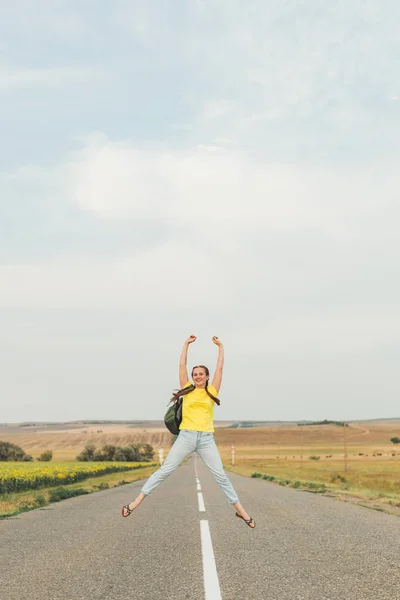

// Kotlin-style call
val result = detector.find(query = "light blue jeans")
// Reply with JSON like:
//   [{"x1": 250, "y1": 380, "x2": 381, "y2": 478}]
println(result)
[{"x1": 141, "y1": 429, "x2": 240, "y2": 504}]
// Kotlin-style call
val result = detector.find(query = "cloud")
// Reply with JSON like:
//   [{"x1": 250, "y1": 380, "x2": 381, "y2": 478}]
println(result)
[
  {"x1": 0, "y1": 66, "x2": 98, "y2": 91},
  {"x1": 1, "y1": 1, "x2": 400, "y2": 420},
  {"x1": 2, "y1": 133, "x2": 400, "y2": 357},
  {"x1": 60, "y1": 134, "x2": 400, "y2": 240},
  {"x1": 2, "y1": 1, "x2": 400, "y2": 162},
  {"x1": 0, "y1": 238, "x2": 229, "y2": 313},
  {"x1": 236, "y1": 311, "x2": 400, "y2": 357}
]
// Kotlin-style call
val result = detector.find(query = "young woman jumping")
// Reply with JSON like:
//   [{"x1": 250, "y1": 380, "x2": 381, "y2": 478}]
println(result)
[{"x1": 121, "y1": 335, "x2": 255, "y2": 528}]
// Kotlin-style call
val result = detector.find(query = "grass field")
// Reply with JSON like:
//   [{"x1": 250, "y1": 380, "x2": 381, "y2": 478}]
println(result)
[
  {"x1": 1, "y1": 420, "x2": 399, "y2": 516},
  {"x1": 215, "y1": 422, "x2": 400, "y2": 514}
]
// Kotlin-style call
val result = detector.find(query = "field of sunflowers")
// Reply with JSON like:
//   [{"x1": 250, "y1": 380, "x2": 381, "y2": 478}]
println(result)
[{"x1": 0, "y1": 462, "x2": 153, "y2": 494}]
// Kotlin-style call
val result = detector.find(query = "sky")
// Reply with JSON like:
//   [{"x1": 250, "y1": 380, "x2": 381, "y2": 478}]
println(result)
[{"x1": 1, "y1": 0, "x2": 400, "y2": 423}]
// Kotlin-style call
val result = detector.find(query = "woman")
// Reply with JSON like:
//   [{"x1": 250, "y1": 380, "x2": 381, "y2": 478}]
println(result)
[{"x1": 121, "y1": 335, "x2": 255, "y2": 528}]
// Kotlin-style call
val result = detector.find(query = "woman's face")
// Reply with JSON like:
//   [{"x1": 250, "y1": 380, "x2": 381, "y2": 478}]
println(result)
[{"x1": 192, "y1": 367, "x2": 209, "y2": 388}]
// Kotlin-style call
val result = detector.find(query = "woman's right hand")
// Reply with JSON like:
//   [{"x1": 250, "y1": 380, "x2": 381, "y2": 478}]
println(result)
[{"x1": 186, "y1": 335, "x2": 197, "y2": 345}]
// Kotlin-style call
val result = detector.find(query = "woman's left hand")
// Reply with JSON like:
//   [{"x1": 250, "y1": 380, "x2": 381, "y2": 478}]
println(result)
[{"x1": 212, "y1": 336, "x2": 223, "y2": 347}]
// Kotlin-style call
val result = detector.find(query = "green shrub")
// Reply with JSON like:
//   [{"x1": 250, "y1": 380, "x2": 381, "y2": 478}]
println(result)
[
  {"x1": 114, "y1": 447, "x2": 133, "y2": 461},
  {"x1": 76, "y1": 442, "x2": 154, "y2": 462},
  {"x1": 76, "y1": 444, "x2": 96, "y2": 461},
  {"x1": 99, "y1": 444, "x2": 117, "y2": 461},
  {"x1": 38, "y1": 450, "x2": 53, "y2": 462},
  {"x1": 95, "y1": 482, "x2": 109, "y2": 490},
  {"x1": 331, "y1": 474, "x2": 347, "y2": 484},
  {"x1": 390, "y1": 437, "x2": 400, "y2": 444},
  {"x1": 48, "y1": 487, "x2": 89, "y2": 503},
  {"x1": 292, "y1": 480, "x2": 301, "y2": 488},
  {"x1": 309, "y1": 455, "x2": 320, "y2": 460},
  {"x1": 17, "y1": 495, "x2": 47, "y2": 512},
  {"x1": 251, "y1": 472, "x2": 262, "y2": 478},
  {"x1": 0, "y1": 441, "x2": 33, "y2": 462},
  {"x1": 138, "y1": 443, "x2": 155, "y2": 461},
  {"x1": 306, "y1": 481, "x2": 326, "y2": 490}
]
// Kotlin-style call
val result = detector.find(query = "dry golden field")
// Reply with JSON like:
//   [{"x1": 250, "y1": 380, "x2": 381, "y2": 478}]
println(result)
[
  {"x1": 1, "y1": 421, "x2": 399, "y2": 458},
  {"x1": 216, "y1": 422, "x2": 400, "y2": 513},
  {"x1": 0, "y1": 424, "x2": 172, "y2": 461},
  {"x1": 1, "y1": 420, "x2": 400, "y2": 515}
]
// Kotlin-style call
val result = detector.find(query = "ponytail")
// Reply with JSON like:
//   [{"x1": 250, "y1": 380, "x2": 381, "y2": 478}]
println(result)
[
  {"x1": 170, "y1": 384, "x2": 195, "y2": 403},
  {"x1": 170, "y1": 381, "x2": 221, "y2": 406},
  {"x1": 205, "y1": 381, "x2": 221, "y2": 406}
]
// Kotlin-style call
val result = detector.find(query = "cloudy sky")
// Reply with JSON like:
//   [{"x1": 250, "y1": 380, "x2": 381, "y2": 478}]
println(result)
[{"x1": 1, "y1": 0, "x2": 399, "y2": 423}]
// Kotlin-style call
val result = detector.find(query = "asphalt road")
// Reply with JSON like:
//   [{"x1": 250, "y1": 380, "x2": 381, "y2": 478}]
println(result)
[{"x1": 1, "y1": 456, "x2": 399, "y2": 600}]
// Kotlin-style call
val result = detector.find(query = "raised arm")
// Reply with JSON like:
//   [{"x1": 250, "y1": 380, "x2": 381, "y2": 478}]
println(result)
[
  {"x1": 211, "y1": 336, "x2": 224, "y2": 393},
  {"x1": 179, "y1": 335, "x2": 196, "y2": 388}
]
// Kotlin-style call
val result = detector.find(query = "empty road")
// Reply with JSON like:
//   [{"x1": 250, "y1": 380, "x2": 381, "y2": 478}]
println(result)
[{"x1": 1, "y1": 456, "x2": 399, "y2": 600}]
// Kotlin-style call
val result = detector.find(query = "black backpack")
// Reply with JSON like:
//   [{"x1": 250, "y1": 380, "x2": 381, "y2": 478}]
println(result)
[
  {"x1": 164, "y1": 397, "x2": 183, "y2": 435},
  {"x1": 164, "y1": 385, "x2": 193, "y2": 435}
]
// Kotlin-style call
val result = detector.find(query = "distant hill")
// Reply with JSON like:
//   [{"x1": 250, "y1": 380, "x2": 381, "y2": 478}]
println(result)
[
  {"x1": 0, "y1": 417, "x2": 399, "y2": 432},
  {"x1": 297, "y1": 420, "x2": 348, "y2": 427}
]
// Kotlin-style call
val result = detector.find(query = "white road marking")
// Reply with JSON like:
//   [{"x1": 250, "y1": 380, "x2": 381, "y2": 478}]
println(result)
[
  {"x1": 198, "y1": 491, "x2": 206, "y2": 512},
  {"x1": 200, "y1": 520, "x2": 222, "y2": 600},
  {"x1": 197, "y1": 483, "x2": 202, "y2": 491}
]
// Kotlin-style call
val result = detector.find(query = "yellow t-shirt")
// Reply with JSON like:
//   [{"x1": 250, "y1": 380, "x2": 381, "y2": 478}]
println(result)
[{"x1": 179, "y1": 381, "x2": 219, "y2": 433}]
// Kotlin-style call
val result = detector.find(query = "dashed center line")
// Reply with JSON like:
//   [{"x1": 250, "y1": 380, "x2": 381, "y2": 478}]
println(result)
[
  {"x1": 198, "y1": 491, "x2": 206, "y2": 512},
  {"x1": 200, "y1": 520, "x2": 222, "y2": 600},
  {"x1": 196, "y1": 466, "x2": 222, "y2": 599}
]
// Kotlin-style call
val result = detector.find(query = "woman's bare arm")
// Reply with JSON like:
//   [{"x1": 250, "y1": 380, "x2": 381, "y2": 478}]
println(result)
[
  {"x1": 211, "y1": 336, "x2": 224, "y2": 393},
  {"x1": 179, "y1": 335, "x2": 196, "y2": 388}
]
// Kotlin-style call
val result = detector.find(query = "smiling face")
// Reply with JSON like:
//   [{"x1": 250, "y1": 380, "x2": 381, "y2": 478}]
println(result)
[{"x1": 191, "y1": 366, "x2": 210, "y2": 389}]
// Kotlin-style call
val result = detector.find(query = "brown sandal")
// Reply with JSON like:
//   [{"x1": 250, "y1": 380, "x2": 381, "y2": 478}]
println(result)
[
  {"x1": 235, "y1": 512, "x2": 256, "y2": 528},
  {"x1": 121, "y1": 504, "x2": 133, "y2": 517}
]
